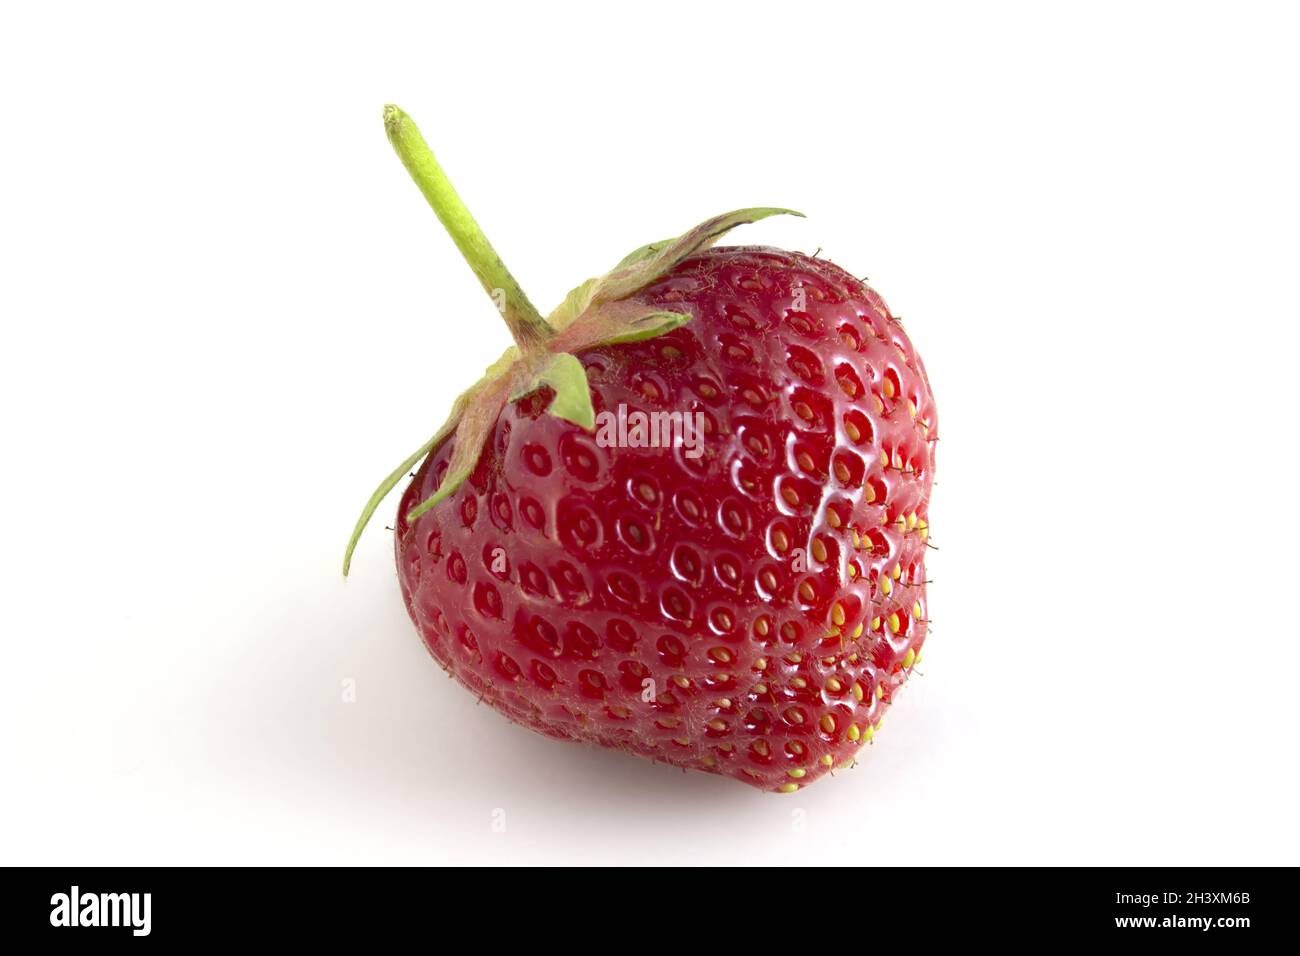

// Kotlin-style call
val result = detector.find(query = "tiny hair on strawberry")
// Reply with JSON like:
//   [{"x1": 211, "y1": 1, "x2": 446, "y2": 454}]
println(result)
[{"x1": 346, "y1": 105, "x2": 938, "y2": 792}]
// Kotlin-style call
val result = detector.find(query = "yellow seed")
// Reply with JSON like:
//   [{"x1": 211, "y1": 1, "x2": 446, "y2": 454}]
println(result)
[
  {"x1": 883, "y1": 377, "x2": 895, "y2": 398},
  {"x1": 864, "y1": 724, "x2": 876, "y2": 742},
  {"x1": 851, "y1": 529, "x2": 861, "y2": 548},
  {"x1": 831, "y1": 603, "x2": 846, "y2": 626},
  {"x1": 782, "y1": 487, "x2": 800, "y2": 507},
  {"x1": 875, "y1": 395, "x2": 885, "y2": 413},
  {"x1": 820, "y1": 714, "x2": 836, "y2": 733},
  {"x1": 799, "y1": 581, "x2": 816, "y2": 602},
  {"x1": 876, "y1": 684, "x2": 884, "y2": 700},
  {"x1": 845, "y1": 420, "x2": 862, "y2": 442},
  {"x1": 673, "y1": 675, "x2": 690, "y2": 688},
  {"x1": 707, "y1": 719, "x2": 727, "y2": 732},
  {"x1": 811, "y1": 538, "x2": 828, "y2": 563},
  {"x1": 820, "y1": 754, "x2": 834, "y2": 767},
  {"x1": 871, "y1": 616, "x2": 882, "y2": 631},
  {"x1": 827, "y1": 509, "x2": 842, "y2": 529},
  {"x1": 892, "y1": 565, "x2": 902, "y2": 580},
  {"x1": 795, "y1": 402, "x2": 814, "y2": 421},
  {"x1": 901, "y1": 647, "x2": 916, "y2": 669},
  {"x1": 773, "y1": 528, "x2": 790, "y2": 552},
  {"x1": 753, "y1": 740, "x2": 770, "y2": 757},
  {"x1": 702, "y1": 755, "x2": 717, "y2": 767},
  {"x1": 852, "y1": 682, "x2": 865, "y2": 702},
  {"x1": 791, "y1": 677, "x2": 808, "y2": 690},
  {"x1": 788, "y1": 768, "x2": 806, "y2": 779},
  {"x1": 848, "y1": 564, "x2": 858, "y2": 579},
  {"x1": 673, "y1": 736, "x2": 690, "y2": 746},
  {"x1": 918, "y1": 519, "x2": 929, "y2": 541},
  {"x1": 778, "y1": 782, "x2": 799, "y2": 793},
  {"x1": 907, "y1": 512, "x2": 918, "y2": 530},
  {"x1": 880, "y1": 451, "x2": 889, "y2": 467},
  {"x1": 848, "y1": 724, "x2": 861, "y2": 741},
  {"x1": 753, "y1": 682, "x2": 769, "y2": 695},
  {"x1": 852, "y1": 622, "x2": 864, "y2": 639},
  {"x1": 755, "y1": 617, "x2": 770, "y2": 636},
  {"x1": 834, "y1": 460, "x2": 850, "y2": 482},
  {"x1": 908, "y1": 399, "x2": 917, "y2": 417},
  {"x1": 789, "y1": 741, "x2": 806, "y2": 755},
  {"x1": 797, "y1": 452, "x2": 815, "y2": 472},
  {"x1": 896, "y1": 516, "x2": 907, "y2": 533},
  {"x1": 881, "y1": 577, "x2": 892, "y2": 596},
  {"x1": 711, "y1": 647, "x2": 733, "y2": 663},
  {"x1": 913, "y1": 602, "x2": 922, "y2": 619},
  {"x1": 864, "y1": 483, "x2": 876, "y2": 503},
  {"x1": 754, "y1": 657, "x2": 768, "y2": 671},
  {"x1": 826, "y1": 677, "x2": 843, "y2": 694},
  {"x1": 888, "y1": 613, "x2": 900, "y2": 634}
]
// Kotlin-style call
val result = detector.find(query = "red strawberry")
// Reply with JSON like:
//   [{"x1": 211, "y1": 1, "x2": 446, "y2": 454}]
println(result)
[{"x1": 346, "y1": 106, "x2": 938, "y2": 793}]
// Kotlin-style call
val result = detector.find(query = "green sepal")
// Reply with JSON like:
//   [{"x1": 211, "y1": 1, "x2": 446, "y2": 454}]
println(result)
[
  {"x1": 342, "y1": 348, "x2": 517, "y2": 575},
  {"x1": 509, "y1": 352, "x2": 596, "y2": 430},
  {"x1": 552, "y1": 303, "x2": 693, "y2": 354},
  {"x1": 546, "y1": 207, "x2": 802, "y2": 334},
  {"x1": 547, "y1": 278, "x2": 598, "y2": 334},
  {"x1": 614, "y1": 238, "x2": 673, "y2": 269},
  {"x1": 595, "y1": 309, "x2": 691, "y2": 345},
  {"x1": 593, "y1": 207, "x2": 803, "y2": 304},
  {"x1": 404, "y1": 372, "x2": 513, "y2": 523},
  {"x1": 342, "y1": 418, "x2": 455, "y2": 576}
]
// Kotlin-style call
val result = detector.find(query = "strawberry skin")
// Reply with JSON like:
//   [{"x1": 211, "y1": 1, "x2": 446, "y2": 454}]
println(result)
[{"x1": 395, "y1": 246, "x2": 937, "y2": 793}]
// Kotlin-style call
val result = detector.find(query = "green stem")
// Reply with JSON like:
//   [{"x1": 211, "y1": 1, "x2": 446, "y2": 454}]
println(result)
[{"x1": 383, "y1": 104, "x2": 553, "y2": 352}]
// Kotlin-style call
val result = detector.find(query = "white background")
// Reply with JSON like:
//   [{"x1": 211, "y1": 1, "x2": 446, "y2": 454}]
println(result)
[{"x1": 2, "y1": 1, "x2": 1298, "y2": 865}]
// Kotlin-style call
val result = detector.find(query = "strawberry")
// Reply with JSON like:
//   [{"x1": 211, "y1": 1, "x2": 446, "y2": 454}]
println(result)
[{"x1": 345, "y1": 106, "x2": 938, "y2": 793}]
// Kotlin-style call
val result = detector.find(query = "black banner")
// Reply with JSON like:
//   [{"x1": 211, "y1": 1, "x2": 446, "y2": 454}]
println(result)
[{"x1": 5, "y1": 867, "x2": 1288, "y2": 943}]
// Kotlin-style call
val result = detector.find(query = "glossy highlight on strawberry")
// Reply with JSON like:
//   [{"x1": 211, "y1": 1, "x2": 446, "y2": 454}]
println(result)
[{"x1": 348, "y1": 106, "x2": 938, "y2": 793}]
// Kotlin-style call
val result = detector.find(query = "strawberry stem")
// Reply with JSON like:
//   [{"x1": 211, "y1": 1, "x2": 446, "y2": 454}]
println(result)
[{"x1": 383, "y1": 105, "x2": 553, "y2": 352}]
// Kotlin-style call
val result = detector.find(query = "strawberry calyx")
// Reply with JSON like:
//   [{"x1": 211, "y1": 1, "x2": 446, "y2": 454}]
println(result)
[{"x1": 342, "y1": 105, "x2": 802, "y2": 575}]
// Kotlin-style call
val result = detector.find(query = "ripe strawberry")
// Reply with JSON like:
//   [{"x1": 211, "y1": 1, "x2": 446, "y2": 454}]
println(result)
[{"x1": 346, "y1": 106, "x2": 938, "y2": 793}]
